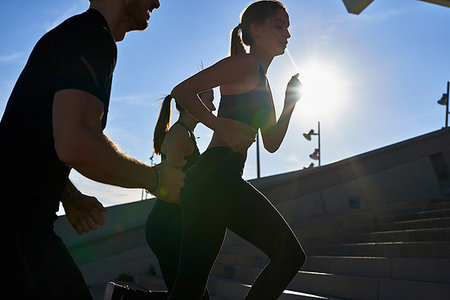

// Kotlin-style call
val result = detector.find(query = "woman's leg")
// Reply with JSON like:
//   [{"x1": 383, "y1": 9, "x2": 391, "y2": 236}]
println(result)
[
  {"x1": 146, "y1": 200, "x2": 183, "y2": 291},
  {"x1": 169, "y1": 147, "x2": 304, "y2": 299},
  {"x1": 147, "y1": 200, "x2": 214, "y2": 300},
  {"x1": 223, "y1": 177, "x2": 306, "y2": 300},
  {"x1": 167, "y1": 206, "x2": 226, "y2": 300}
]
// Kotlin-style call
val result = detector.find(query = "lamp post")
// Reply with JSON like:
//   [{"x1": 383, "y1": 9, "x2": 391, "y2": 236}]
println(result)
[
  {"x1": 256, "y1": 132, "x2": 261, "y2": 179},
  {"x1": 303, "y1": 121, "x2": 321, "y2": 166},
  {"x1": 437, "y1": 81, "x2": 449, "y2": 128},
  {"x1": 141, "y1": 154, "x2": 155, "y2": 200}
]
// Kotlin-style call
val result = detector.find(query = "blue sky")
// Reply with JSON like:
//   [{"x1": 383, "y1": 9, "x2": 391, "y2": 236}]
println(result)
[{"x1": 1, "y1": 0, "x2": 449, "y2": 210}]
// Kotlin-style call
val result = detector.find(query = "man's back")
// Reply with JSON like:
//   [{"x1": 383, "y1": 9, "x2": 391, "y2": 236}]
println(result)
[{"x1": 0, "y1": 9, "x2": 117, "y2": 232}]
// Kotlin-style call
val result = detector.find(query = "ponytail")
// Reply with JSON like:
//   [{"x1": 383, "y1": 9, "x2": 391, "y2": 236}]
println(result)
[
  {"x1": 230, "y1": 24, "x2": 247, "y2": 56},
  {"x1": 153, "y1": 95, "x2": 172, "y2": 155}
]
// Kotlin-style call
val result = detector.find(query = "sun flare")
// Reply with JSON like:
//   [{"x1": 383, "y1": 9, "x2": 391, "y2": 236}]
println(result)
[{"x1": 297, "y1": 62, "x2": 345, "y2": 118}]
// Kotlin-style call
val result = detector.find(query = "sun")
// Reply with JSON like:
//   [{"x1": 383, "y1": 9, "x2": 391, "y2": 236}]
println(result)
[{"x1": 297, "y1": 62, "x2": 344, "y2": 118}]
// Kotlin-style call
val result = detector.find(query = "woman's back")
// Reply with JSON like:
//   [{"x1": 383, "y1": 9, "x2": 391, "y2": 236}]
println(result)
[{"x1": 161, "y1": 121, "x2": 200, "y2": 173}]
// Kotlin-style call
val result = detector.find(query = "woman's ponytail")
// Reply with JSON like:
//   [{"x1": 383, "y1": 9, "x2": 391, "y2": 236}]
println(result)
[
  {"x1": 153, "y1": 95, "x2": 172, "y2": 155},
  {"x1": 230, "y1": 24, "x2": 247, "y2": 56}
]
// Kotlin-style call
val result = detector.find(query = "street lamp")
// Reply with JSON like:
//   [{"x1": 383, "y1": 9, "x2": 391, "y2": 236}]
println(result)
[
  {"x1": 141, "y1": 153, "x2": 156, "y2": 200},
  {"x1": 303, "y1": 121, "x2": 321, "y2": 166},
  {"x1": 437, "y1": 81, "x2": 449, "y2": 128},
  {"x1": 256, "y1": 132, "x2": 261, "y2": 179}
]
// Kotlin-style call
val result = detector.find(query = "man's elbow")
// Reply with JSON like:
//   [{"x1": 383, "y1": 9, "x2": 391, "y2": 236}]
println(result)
[{"x1": 54, "y1": 133, "x2": 88, "y2": 167}]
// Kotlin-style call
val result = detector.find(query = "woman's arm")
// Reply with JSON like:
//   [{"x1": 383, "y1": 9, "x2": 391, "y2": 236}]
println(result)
[
  {"x1": 171, "y1": 55, "x2": 258, "y2": 151},
  {"x1": 260, "y1": 74, "x2": 302, "y2": 153}
]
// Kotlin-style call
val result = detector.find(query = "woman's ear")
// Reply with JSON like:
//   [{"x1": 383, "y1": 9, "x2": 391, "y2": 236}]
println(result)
[{"x1": 248, "y1": 22, "x2": 262, "y2": 40}]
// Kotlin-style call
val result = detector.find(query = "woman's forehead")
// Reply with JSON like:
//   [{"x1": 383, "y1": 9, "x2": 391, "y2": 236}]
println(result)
[{"x1": 273, "y1": 9, "x2": 290, "y2": 26}]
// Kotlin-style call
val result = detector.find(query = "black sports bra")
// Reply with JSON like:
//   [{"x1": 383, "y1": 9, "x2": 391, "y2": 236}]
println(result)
[{"x1": 217, "y1": 65, "x2": 271, "y2": 129}]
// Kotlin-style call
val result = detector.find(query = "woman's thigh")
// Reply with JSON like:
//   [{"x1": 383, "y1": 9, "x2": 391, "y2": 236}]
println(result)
[{"x1": 224, "y1": 178, "x2": 302, "y2": 260}]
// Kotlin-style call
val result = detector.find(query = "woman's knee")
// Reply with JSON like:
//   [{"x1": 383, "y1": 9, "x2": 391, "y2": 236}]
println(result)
[{"x1": 278, "y1": 237, "x2": 306, "y2": 270}]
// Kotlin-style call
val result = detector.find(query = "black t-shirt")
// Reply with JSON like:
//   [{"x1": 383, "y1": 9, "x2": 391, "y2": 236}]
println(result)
[{"x1": 0, "y1": 9, "x2": 117, "y2": 232}]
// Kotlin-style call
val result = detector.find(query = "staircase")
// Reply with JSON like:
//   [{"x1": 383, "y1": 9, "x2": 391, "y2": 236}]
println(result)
[{"x1": 132, "y1": 197, "x2": 450, "y2": 299}]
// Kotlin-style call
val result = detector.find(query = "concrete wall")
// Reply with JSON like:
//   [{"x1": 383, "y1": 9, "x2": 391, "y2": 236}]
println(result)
[
  {"x1": 260, "y1": 128, "x2": 450, "y2": 222},
  {"x1": 54, "y1": 128, "x2": 450, "y2": 287}
]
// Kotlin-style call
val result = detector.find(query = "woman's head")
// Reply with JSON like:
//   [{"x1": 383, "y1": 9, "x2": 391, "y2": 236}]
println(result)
[
  {"x1": 153, "y1": 91, "x2": 214, "y2": 155},
  {"x1": 230, "y1": 1, "x2": 290, "y2": 57}
]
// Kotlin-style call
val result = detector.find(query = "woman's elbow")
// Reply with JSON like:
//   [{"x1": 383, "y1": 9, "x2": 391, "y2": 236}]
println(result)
[
  {"x1": 171, "y1": 85, "x2": 190, "y2": 103},
  {"x1": 264, "y1": 142, "x2": 279, "y2": 153},
  {"x1": 170, "y1": 85, "x2": 181, "y2": 100}
]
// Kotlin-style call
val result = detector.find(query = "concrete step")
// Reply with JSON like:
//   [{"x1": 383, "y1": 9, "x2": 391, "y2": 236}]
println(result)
[
  {"x1": 207, "y1": 276, "x2": 346, "y2": 300},
  {"x1": 381, "y1": 207, "x2": 450, "y2": 223},
  {"x1": 307, "y1": 241, "x2": 450, "y2": 258},
  {"x1": 288, "y1": 200, "x2": 450, "y2": 235},
  {"x1": 221, "y1": 240, "x2": 450, "y2": 259},
  {"x1": 222, "y1": 203, "x2": 450, "y2": 249},
  {"x1": 303, "y1": 256, "x2": 450, "y2": 284},
  {"x1": 300, "y1": 227, "x2": 450, "y2": 245},
  {"x1": 358, "y1": 227, "x2": 450, "y2": 242},
  {"x1": 288, "y1": 270, "x2": 450, "y2": 300},
  {"x1": 366, "y1": 216, "x2": 450, "y2": 232},
  {"x1": 212, "y1": 256, "x2": 450, "y2": 284},
  {"x1": 209, "y1": 269, "x2": 450, "y2": 300},
  {"x1": 291, "y1": 217, "x2": 450, "y2": 246}
]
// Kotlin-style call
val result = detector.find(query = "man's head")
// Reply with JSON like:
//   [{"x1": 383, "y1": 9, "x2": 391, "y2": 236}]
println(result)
[
  {"x1": 90, "y1": 0, "x2": 160, "y2": 41},
  {"x1": 123, "y1": 0, "x2": 160, "y2": 32}
]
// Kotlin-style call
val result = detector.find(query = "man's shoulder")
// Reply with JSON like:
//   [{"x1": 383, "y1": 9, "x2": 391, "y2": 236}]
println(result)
[{"x1": 49, "y1": 10, "x2": 114, "y2": 49}]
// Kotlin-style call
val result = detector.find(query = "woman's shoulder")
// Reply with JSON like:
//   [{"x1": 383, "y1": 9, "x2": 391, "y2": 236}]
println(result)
[
  {"x1": 160, "y1": 124, "x2": 193, "y2": 156},
  {"x1": 166, "y1": 123, "x2": 191, "y2": 141},
  {"x1": 220, "y1": 54, "x2": 260, "y2": 72}
]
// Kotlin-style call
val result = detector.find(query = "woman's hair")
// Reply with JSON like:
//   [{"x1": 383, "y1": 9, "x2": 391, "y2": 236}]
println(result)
[
  {"x1": 230, "y1": 0, "x2": 286, "y2": 56},
  {"x1": 153, "y1": 95, "x2": 185, "y2": 155}
]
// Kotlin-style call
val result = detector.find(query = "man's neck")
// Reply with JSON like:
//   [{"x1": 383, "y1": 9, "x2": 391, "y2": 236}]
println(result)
[{"x1": 90, "y1": 1, "x2": 126, "y2": 42}]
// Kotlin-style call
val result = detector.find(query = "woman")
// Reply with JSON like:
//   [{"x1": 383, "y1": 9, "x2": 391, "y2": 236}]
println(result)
[
  {"x1": 146, "y1": 91, "x2": 215, "y2": 299},
  {"x1": 168, "y1": 1, "x2": 305, "y2": 299},
  {"x1": 105, "y1": 91, "x2": 214, "y2": 300}
]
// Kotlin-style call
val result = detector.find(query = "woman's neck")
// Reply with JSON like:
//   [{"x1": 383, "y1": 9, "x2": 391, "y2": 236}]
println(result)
[{"x1": 249, "y1": 47, "x2": 274, "y2": 74}]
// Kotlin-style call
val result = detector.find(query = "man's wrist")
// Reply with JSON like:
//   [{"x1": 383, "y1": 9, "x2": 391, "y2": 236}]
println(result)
[
  {"x1": 62, "y1": 189, "x2": 80, "y2": 204},
  {"x1": 147, "y1": 165, "x2": 160, "y2": 193}
]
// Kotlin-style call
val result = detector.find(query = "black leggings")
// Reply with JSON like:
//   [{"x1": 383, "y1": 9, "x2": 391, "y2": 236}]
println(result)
[
  {"x1": 168, "y1": 147, "x2": 306, "y2": 300},
  {"x1": 146, "y1": 200, "x2": 210, "y2": 299}
]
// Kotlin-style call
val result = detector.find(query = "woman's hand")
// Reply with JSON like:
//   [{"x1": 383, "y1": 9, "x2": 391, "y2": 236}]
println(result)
[{"x1": 284, "y1": 73, "x2": 303, "y2": 107}]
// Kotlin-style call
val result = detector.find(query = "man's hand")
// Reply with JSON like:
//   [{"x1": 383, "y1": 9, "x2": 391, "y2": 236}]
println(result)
[
  {"x1": 63, "y1": 191, "x2": 107, "y2": 235},
  {"x1": 151, "y1": 159, "x2": 186, "y2": 204}
]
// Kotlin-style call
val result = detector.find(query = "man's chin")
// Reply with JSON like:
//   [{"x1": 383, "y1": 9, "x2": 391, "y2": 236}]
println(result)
[{"x1": 127, "y1": 20, "x2": 149, "y2": 32}]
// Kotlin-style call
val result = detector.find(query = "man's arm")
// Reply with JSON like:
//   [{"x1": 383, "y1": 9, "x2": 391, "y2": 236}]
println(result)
[
  {"x1": 62, "y1": 179, "x2": 107, "y2": 235},
  {"x1": 53, "y1": 89, "x2": 185, "y2": 202}
]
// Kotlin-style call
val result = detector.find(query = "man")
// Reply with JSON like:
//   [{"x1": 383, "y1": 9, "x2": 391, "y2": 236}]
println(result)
[{"x1": 1, "y1": 0, "x2": 184, "y2": 298}]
